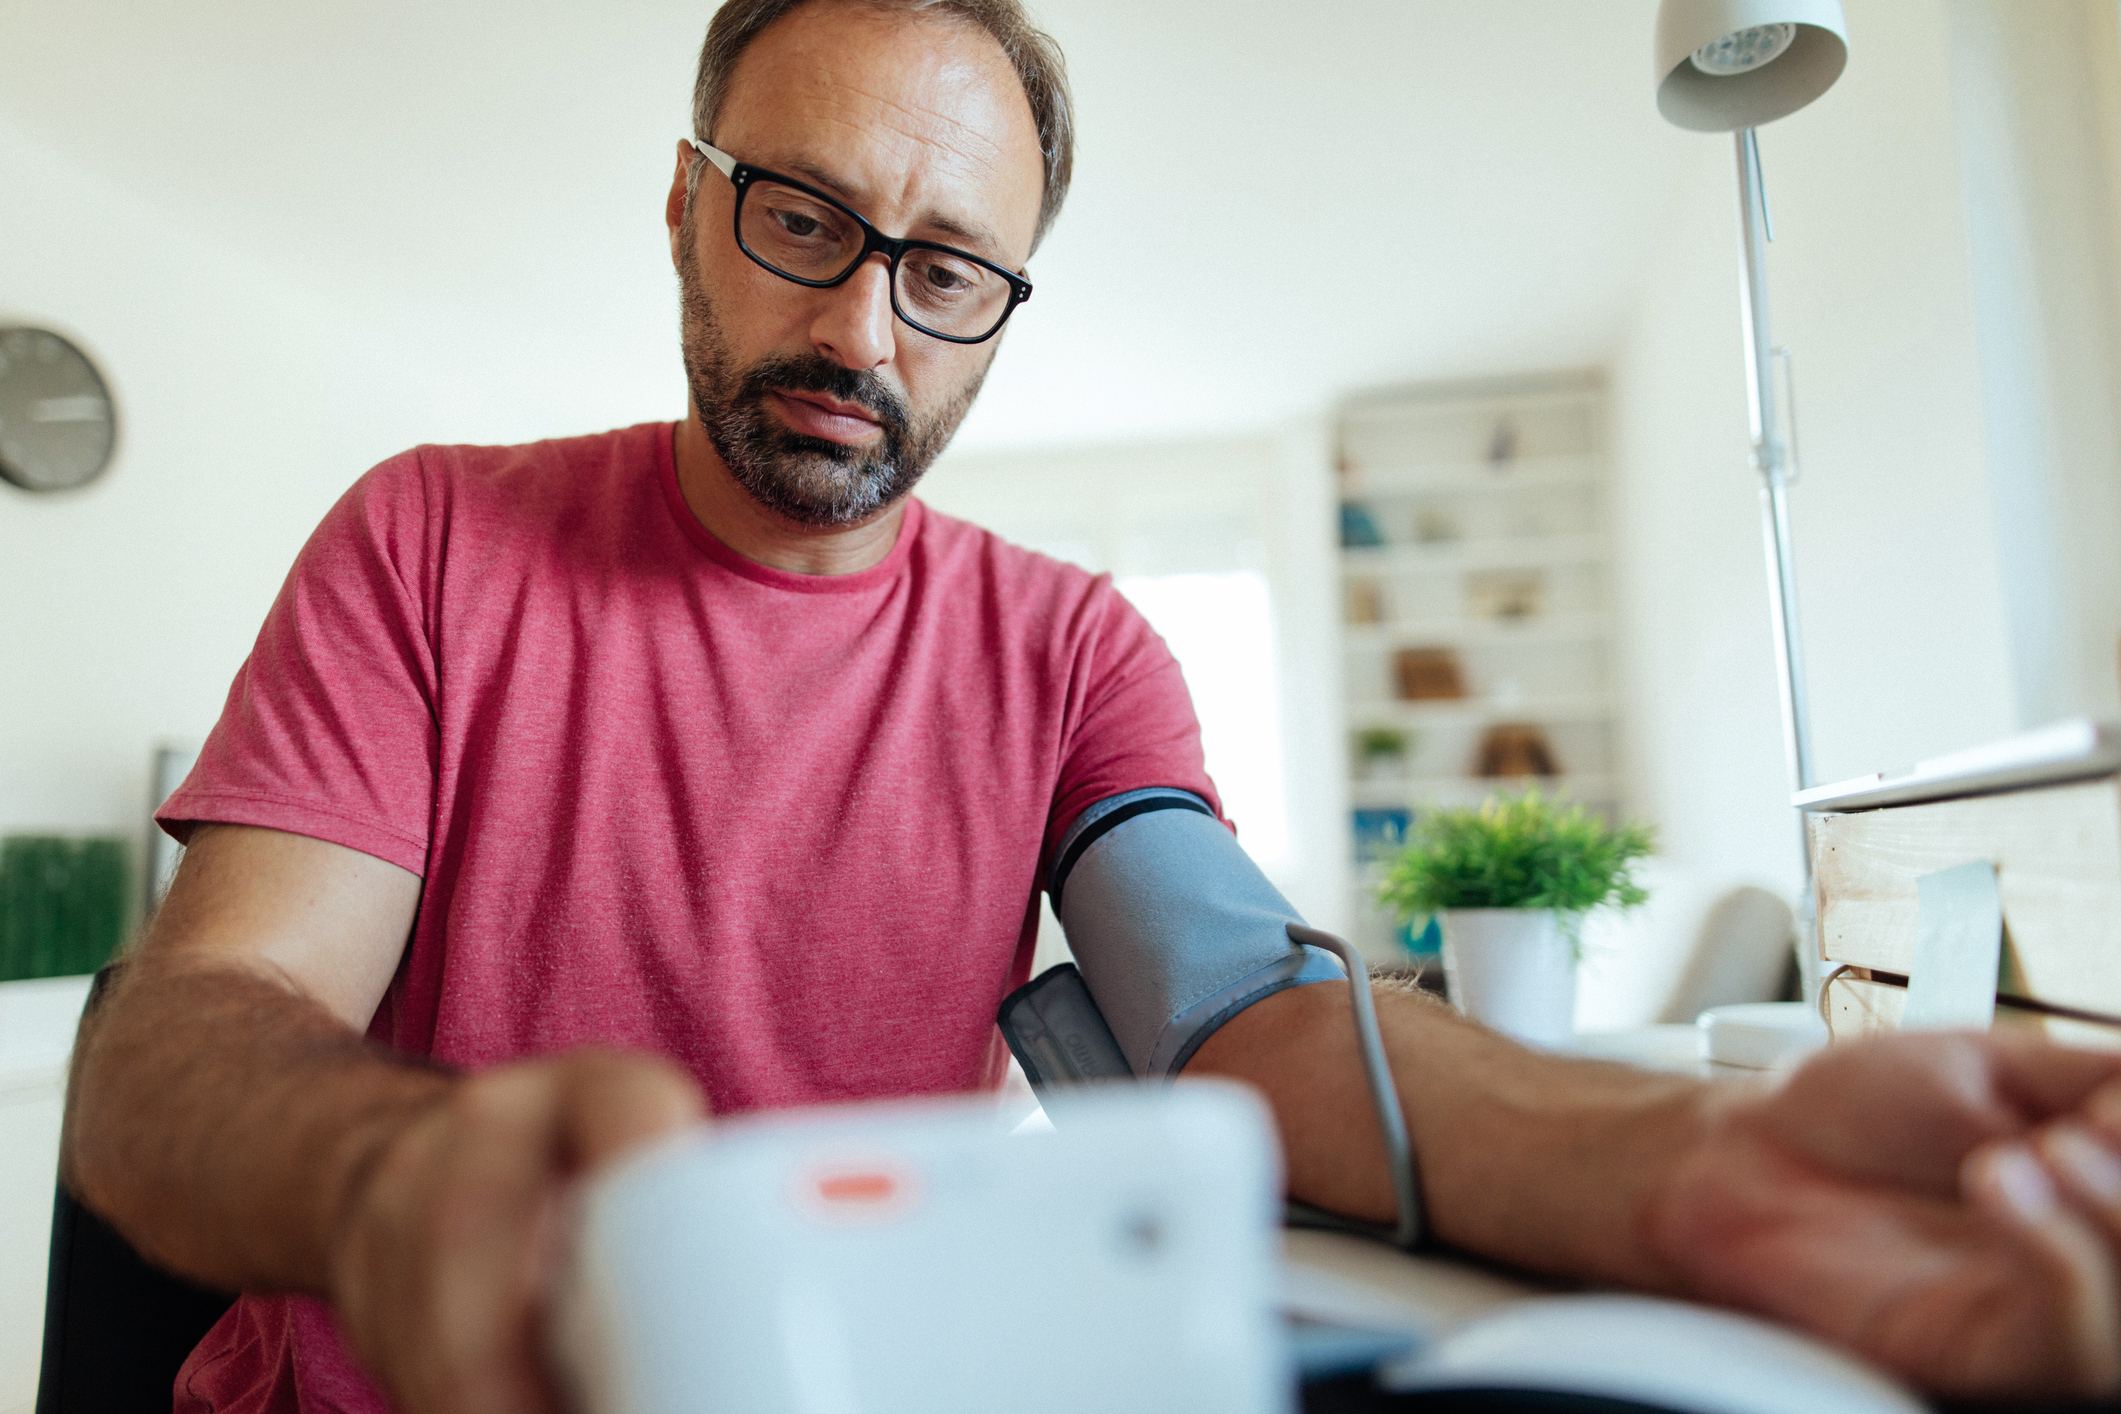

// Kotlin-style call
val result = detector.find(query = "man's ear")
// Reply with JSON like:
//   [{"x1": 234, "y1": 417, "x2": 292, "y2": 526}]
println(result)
[{"x1": 666, "y1": 141, "x2": 694, "y2": 264}]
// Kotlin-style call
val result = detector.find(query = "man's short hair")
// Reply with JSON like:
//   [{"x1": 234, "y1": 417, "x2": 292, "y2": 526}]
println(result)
[{"x1": 691, "y1": 0, "x2": 1075, "y2": 253}]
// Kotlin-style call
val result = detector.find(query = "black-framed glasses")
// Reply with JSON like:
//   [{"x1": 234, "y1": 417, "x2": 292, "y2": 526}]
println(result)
[{"x1": 686, "y1": 139, "x2": 1032, "y2": 346}]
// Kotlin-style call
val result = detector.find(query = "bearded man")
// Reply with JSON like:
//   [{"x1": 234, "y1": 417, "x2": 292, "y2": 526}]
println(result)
[{"x1": 63, "y1": 1, "x2": 2121, "y2": 1411}]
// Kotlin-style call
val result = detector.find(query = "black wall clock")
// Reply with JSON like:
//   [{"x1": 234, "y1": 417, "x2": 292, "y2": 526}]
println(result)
[{"x1": 0, "y1": 326, "x2": 118, "y2": 492}]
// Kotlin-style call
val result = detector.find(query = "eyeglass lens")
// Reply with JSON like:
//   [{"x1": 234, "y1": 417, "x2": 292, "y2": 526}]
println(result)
[{"x1": 739, "y1": 179, "x2": 1014, "y2": 340}]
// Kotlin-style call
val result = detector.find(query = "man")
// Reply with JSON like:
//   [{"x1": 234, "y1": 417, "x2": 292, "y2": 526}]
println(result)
[{"x1": 63, "y1": 1, "x2": 2121, "y2": 1410}]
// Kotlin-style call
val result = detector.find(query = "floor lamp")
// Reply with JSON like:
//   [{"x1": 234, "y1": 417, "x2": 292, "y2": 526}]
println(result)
[{"x1": 1653, "y1": 1, "x2": 1848, "y2": 992}]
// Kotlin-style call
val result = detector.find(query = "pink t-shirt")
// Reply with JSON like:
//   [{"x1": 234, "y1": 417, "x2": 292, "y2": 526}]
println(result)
[{"x1": 159, "y1": 421, "x2": 1216, "y2": 1411}]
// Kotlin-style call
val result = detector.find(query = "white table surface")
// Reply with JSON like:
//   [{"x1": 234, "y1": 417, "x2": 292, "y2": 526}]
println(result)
[{"x1": 1568, "y1": 1022, "x2": 1709, "y2": 1075}]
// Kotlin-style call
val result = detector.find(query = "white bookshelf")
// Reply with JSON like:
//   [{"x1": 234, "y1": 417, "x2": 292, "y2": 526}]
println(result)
[{"x1": 1336, "y1": 371, "x2": 1623, "y2": 958}]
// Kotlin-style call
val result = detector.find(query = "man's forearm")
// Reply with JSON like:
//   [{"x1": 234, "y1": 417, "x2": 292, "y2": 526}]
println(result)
[
  {"x1": 1189, "y1": 980, "x2": 1717, "y2": 1289},
  {"x1": 66, "y1": 952, "x2": 450, "y2": 1293}
]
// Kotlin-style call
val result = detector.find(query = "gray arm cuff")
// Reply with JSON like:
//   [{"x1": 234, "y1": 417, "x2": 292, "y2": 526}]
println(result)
[{"x1": 1050, "y1": 789, "x2": 1341, "y2": 1076}]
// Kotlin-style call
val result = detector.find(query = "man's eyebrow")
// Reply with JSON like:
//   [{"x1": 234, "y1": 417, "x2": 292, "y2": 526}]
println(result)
[{"x1": 783, "y1": 157, "x2": 1006, "y2": 257}]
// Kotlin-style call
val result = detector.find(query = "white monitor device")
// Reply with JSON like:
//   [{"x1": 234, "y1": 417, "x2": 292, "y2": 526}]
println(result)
[{"x1": 551, "y1": 1083, "x2": 1290, "y2": 1414}]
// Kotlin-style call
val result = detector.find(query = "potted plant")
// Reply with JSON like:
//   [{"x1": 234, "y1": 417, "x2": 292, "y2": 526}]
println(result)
[
  {"x1": 1352, "y1": 726, "x2": 1413, "y2": 781},
  {"x1": 1376, "y1": 790, "x2": 1651, "y2": 1047}
]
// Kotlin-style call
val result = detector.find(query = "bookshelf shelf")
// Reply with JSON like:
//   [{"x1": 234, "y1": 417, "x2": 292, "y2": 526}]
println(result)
[
  {"x1": 1340, "y1": 454, "x2": 1599, "y2": 497},
  {"x1": 1343, "y1": 611, "x2": 1612, "y2": 651},
  {"x1": 1339, "y1": 533, "x2": 1604, "y2": 575},
  {"x1": 1349, "y1": 773, "x2": 1621, "y2": 803},
  {"x1": 1346, "y1": 693, "x2": 1616, "y2": 728}
]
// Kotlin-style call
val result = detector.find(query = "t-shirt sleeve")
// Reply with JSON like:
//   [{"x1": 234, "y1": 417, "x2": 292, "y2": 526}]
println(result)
[
  {"x1": 1043, "y1": 579, "x2": 1224, "y2": 876},
  {"x1": 157, "y1": 450, "x2": 441, "y2": 876}
]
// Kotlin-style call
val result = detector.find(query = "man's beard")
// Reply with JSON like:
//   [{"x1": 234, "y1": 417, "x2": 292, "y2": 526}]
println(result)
[{"x1": 676, "y1": 218, "x2": 988, "y2": 528}]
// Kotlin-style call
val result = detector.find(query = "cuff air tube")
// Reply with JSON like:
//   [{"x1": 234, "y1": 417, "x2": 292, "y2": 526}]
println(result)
[{"x1": 1041, "y1": 789, "x2": 1342, "y2": 1077}]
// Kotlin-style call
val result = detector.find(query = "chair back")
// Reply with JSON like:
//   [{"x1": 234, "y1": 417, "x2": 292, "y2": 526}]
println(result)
[
  {"x1": 37, "y1": 1185, "x2": 236, "y2": 1413},
  {"x1": 34, "y1": 964, "x2": 236, "y2": 1412}
]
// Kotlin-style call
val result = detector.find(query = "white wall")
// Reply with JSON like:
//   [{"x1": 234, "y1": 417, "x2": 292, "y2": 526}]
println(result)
[
  {"x1": 1948, "y1": 0, "x2": 2121, "y2": 727},
  {"x1": 1, "y1": 123, "x2": 412, "y2": 841},
  {"x1": 1611, "y1": 148, "x2": 1804, "y2": 896},
  {"x1": 1610, "y1": 0, "x2": 2121, "y2": 898},
  {"x1": 0, "y1": 119, "x2": 684, "y2": 849}
]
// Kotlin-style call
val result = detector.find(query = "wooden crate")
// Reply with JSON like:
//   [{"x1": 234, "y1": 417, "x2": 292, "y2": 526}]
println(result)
[
  {"x1": 1810, "y1": 776, "x2": 2121, "y2": 1041},
  {"x1": 1822, "y1": 972, "x2": 1907, "y2": 1038}
]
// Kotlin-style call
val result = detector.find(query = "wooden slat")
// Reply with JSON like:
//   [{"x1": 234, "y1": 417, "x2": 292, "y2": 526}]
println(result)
[
  {"x1": 1823, "y1": 973, "x2": 1904, "y2": 1041},
  {"x1": 1823, "y1": 971, "x2": 2121, "y2": 1050},
  {"x1": 1810, "y1": 778, "x2": 2121, "y2": 1014}
]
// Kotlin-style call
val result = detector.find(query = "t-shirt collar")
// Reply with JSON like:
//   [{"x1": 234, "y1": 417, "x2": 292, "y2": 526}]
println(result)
[{"x1": 656, "y1": 419, "x2": 922, "y2": 594}]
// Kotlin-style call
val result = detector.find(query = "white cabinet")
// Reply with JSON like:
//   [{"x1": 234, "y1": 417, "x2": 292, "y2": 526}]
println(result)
[{"x1": 0, "y1": 976, "x2": 93, "y2": 1414}]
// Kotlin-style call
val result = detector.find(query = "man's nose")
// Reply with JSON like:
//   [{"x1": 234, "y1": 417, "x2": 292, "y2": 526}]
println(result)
[{"x1": 810, "y1": 254, "x2": 896, "y2": 371}]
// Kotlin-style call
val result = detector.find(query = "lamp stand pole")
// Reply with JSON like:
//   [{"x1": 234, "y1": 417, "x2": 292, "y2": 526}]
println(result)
[{"x1": 1733, "y1": 128, "x2": 1822, "y2": 987}]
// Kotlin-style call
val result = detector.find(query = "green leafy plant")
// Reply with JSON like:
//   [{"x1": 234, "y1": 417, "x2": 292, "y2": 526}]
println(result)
[
  {"x1": 1377, "y1": 790, "x2": 1652, "y2": 924},
  {"x1": 1353, "y1": 726, "x2": 1412, "y2": 760}
]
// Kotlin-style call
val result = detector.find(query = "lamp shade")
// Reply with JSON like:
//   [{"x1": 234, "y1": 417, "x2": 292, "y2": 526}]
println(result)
[{"x1": 1655, "y1": 0, "x2": 1848, "y2": 131}]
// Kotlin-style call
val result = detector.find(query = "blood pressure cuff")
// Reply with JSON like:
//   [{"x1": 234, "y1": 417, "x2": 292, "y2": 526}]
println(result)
[{"x1": 1004, "y1": 788, "x2": 1342, "y2": 1079}]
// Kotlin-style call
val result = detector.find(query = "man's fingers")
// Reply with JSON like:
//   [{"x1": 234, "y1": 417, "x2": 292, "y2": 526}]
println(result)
[
  {"x1": 2042, "y1": 1124, "x2": 2121, "y2": 1216},
  {"x1": 330, "y1": 1051, "x2": 703, "y2": 1414},
  {"x1": 556, "y1": 1050, "x2": 706, "y2": 1172},
  {"x1": 427, "y1": 1072, "x2": 573, "y2": 1414},
  {"x1": 1965, "y1": 1141, "x2": 2121, "y2": 1395},
  {"x1": 2081, "y1": 1082, "x2": 2121, "y2": 1149},
  {"x1": 1985, "y1": 1036, "x2": 2121, "y2": 1124},
  {"x1": 358, "y1": 1073, "x2": 568, "y2": 1414},
  {"x1": 1762, "y1": 1036, "x2": 2023, "y2": 1191},
  {"x1": 1764, "y1": 1036, "x2": 2121, "y2": 1197}
]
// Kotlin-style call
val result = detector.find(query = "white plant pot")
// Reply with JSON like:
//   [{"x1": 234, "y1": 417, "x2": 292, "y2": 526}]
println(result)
[
  {"x1": 1360, "y1": 754, "x2": 1404, "y2": 782},
  {"x1": 1439, "y1": 908, "x2": 1576, "y2": 1049}
]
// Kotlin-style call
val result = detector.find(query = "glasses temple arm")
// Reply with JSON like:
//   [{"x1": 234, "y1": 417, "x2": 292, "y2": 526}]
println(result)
[{"x1": 684, "y1": 138, "x2": 738, "y2": 180}]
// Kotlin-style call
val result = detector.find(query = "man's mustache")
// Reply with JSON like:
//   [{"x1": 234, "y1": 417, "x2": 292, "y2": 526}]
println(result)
[{"x1": 741, "y1": 354, "x2": 909, "y2": 441}]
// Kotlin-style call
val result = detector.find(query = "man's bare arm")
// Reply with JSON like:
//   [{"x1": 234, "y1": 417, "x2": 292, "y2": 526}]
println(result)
[
  {"x1": 1189, "y1": 979, "x2": 1704, "y2": 1289},
  {"x1": 65, "y1": 823, "x2": 702, "y2": 1414},
  {"x1": 67, "y1": 823, "x2": 438, "y2": 1289}
]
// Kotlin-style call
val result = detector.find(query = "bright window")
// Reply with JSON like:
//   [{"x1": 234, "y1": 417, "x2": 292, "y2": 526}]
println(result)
[{"x1": 1115, "y1": 571, "x2": 1289, "y2": 866}]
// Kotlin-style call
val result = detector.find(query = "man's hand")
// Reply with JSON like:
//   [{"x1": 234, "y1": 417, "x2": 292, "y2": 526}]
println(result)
[
  {"x1": 330, "y1": 1050, "x2": 701, "y2": 1414},
  {"x1": 1650, "y1": 1032, "x2": 2121, "y2": 1399}
]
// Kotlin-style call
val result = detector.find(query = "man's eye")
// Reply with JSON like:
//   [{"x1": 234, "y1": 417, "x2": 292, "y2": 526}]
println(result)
[
  {"x1": 910, "y1": 257, "x2": 983, "y2": 298},
  {"x1": 775, "y1": 210, "x2": 823, "y2": 238}
]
